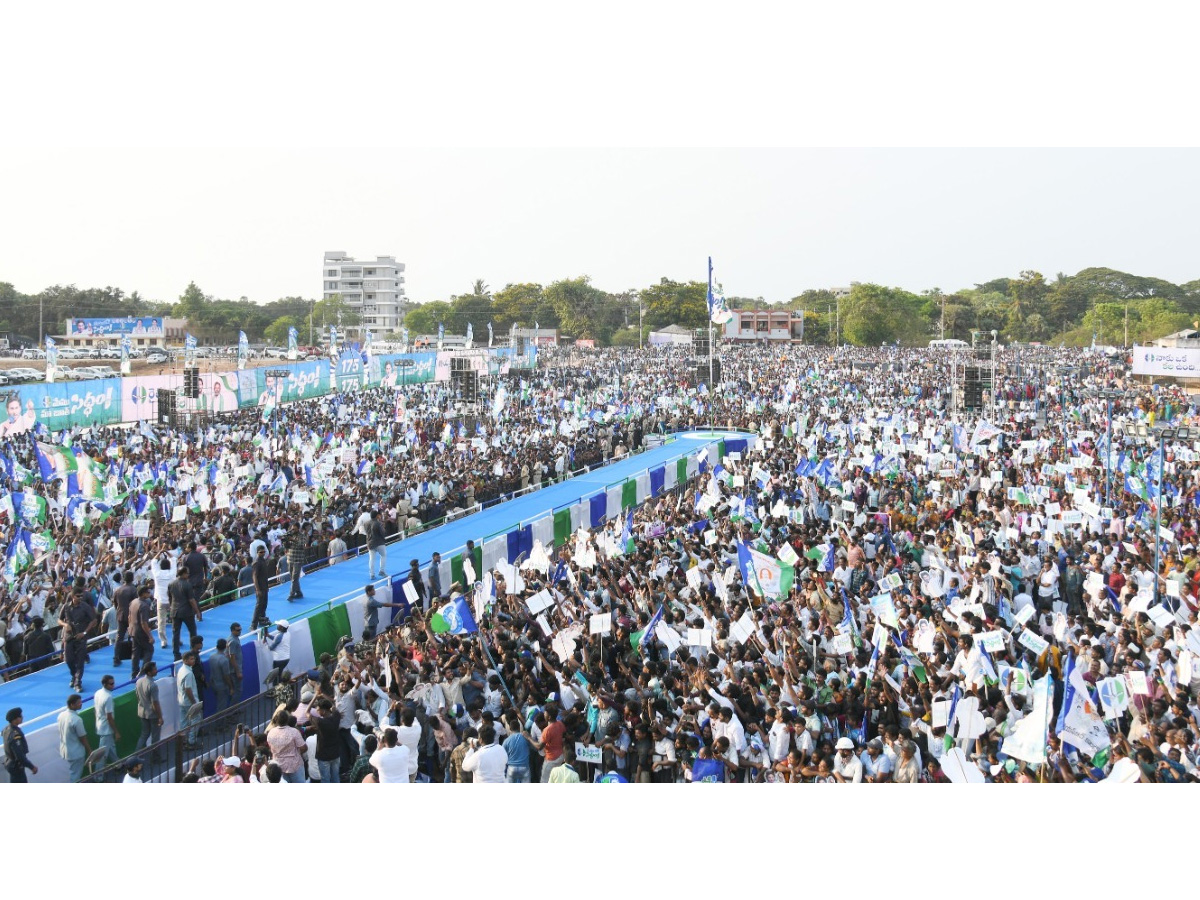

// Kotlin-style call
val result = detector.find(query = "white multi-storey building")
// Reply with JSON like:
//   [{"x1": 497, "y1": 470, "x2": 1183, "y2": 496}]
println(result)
[{"x1": 322, "y1": 251, "x2": 407, "y2": 334}]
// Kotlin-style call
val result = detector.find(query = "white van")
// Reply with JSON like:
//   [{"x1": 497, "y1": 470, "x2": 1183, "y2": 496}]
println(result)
[{"x1": 929, "y1": 339, "x2": 968, "y2": 349}]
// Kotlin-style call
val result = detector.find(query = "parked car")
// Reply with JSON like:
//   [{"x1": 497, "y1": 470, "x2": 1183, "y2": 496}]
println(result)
[
  {"x1": 76, "y1": 365, "x2": 118, "y2": 379},
  {"x1": 4, "y1": 368, "x2": 41, "y2": 382},
  {"x1": 20, "y1": 349, "x2": 44, "y2": 360},
  {"x1": 144, "y1": 349, "x2": 170, "y2": 364},
  {"x1": 264, "y1": 346, "x2": 289, "y2": 359}
]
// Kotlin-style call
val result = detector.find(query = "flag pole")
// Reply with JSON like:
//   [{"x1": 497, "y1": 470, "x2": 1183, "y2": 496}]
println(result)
[{"x1": 707, "y1": 256, "x2": 715, "y2": 434}]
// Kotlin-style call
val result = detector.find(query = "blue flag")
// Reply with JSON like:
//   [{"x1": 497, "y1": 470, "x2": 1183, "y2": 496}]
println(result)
[
  {"x1": 441, "y1": 594, "x2": 478, "y2": 634},
  {"x1": 642, "y1": 604, "x2": 664, "y2": 648}
]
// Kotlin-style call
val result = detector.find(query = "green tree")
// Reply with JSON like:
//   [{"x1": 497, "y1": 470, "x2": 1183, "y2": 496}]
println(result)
[
  {"x1": 841, "y1": 283, "x2": 929, "y2": 346},
  {"x1": 1005, "y1": 270, "x2": 1047, "y2": 337},
  {"x1": 449, "y1": 291, "x2": 495, "y2": 341},
  {"x1": 404, "y1": 300, "x2": 452, "y2": 336},
  {"x1": 311, "y1": 294, "x2": 361, "y2": 333},
  {"x1": 490, "y1": 282, "x2": 557, "y2": 333},
  {"x1": 175, "y1": 281, "x2": 208, "y2": 322},
  {"x1": 639, "y1": 278, "x2": 708, "y2": 331},
  {"x1": 1082, "y1": 301, "x2": 1131, "y2": 346},
  {"x1": 545, "y1": 276, "x2": 614, "y2": 344},
  {"x1": 610, "y1": 326, "x2": 642, "y2": 346},
  {"x1": 264, "y1": 315, "x2": 303, "y2": 345}
]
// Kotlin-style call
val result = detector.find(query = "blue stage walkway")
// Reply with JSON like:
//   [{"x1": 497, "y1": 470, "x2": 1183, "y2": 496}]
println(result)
[{"x1": 2, "y1": 430, "x2": 750, "y2": 736}]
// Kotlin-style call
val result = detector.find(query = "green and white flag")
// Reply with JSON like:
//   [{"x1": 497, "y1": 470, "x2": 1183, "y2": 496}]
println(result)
[{"x1": 737, "y1": 541, "x2": 794, "y2": 600}]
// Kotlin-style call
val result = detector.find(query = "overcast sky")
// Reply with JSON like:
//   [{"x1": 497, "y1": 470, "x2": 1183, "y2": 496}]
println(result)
[{"x1": 3, "y1": 148, "x2": 1198, "y2": 306}]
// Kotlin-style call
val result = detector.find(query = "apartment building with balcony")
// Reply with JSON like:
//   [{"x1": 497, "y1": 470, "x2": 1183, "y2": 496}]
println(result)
[{"x1": 322, "y1": 251, "x2": 407, "y2": 334}]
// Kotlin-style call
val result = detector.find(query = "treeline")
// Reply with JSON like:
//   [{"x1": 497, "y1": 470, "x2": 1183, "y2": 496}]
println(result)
[
  {"x1": 788, "y1": 268, "x2": 1200, "y2": 347},
  {"x1": 4, "y1": 266, "x2": 1198, "y2": 348},
  {"x1": 0, "y1": 281, "x2": 357, "y2": 346}
]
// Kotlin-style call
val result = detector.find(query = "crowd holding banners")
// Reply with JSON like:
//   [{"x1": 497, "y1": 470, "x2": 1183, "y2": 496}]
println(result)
[{"x1": 1, "y1": 340, "x2": 1199, "y2": 783}]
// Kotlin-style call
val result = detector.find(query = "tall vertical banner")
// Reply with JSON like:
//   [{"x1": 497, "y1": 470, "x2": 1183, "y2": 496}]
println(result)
[
  {"x1": 466, "y1": 322, "x2": 474, "y2": 348},
  {"x1": 287, "y1": 326, "x2": 298, "y2": 361},
  {"x1": 184, "y1": 333, "x2": 197, "y2": 369},
  {"x1": 238, "y1": 331, "x2": 249, "y2": 371},
  {"x1": 707, "y1": 256, "x2": 734, "y2": 325},
  {"x1": 45, "y1": 336, "x2": 57, "y2": 383},
  {"x1": 437, "y1": 322, "x2": 444, "y2": 350},
  {"x1": 329, "y1": 325, "x2": 338, "y2": 356},
  {"x1": 401, "y1": 326, "x2": 409, "y2": 350},
  {"x1": 487, "y1": 322, "x2": 494, "y2": 347},
  {"x1": 364, "y1": 330, "x2": 374, "y2": 359},
  {"x1": 120, "y1": 334, "x2": 131, "y2": 375}
]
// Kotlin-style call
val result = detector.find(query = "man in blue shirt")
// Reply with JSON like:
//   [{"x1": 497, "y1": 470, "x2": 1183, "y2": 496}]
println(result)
[{"x1": 502, "y1": 711, "x2": 533, "y2": 782}]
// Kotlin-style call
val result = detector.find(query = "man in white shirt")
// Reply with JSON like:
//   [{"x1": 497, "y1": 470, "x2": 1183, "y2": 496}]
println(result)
[
  {"x1": 711, "y1": 706, "x2": 746, "y2": 754},
  {"x1": 369, "y1": 728, "x2": 412, "y2": 783},
  {"x1": 394, "y1": 708, "x2": 422, "y2": 779},
  {"x1": 94, "y1": 674, "x2": 120, "y2": 770},
  {"x1": 177, "y1": 651, "x2": 200, "y2": 747},
  {"x1": 151, "y1": 554, "x2": 177, "y2": 649},
  {"x1": 462, "y1": 725, "x2": 508, "y2": 783},
  {"x1": 766, "y1": 709, "x2": 793, "y2": 763},
  {"x1": 832, "y1": 737, "x2": 863, "y2": 783},
  {"x1": 327, "y1": 532, "x2": 348, "y2": 565}
]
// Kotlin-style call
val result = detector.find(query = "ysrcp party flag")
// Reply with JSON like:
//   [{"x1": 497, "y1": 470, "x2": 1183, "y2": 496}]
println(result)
[
  {"x1": 969, "y1": 420, "x2": 1002, "y2": 448},
  {"x1": 1002, "y1": 673, "x2": 1053, "y2": 765},
  {"x1": 430, "y1": 595, "x2": 478, "y2": 635},
  {"x1": 35, "y1": 441, "x2": 78, "y2": 483},
  {"x1": 239, "y1": 331, "x2": 250, "y2": 370},
  {"x1": 737, "y1": 540, "x2": 794, "y2": 599},
  {"x1": 75, "y1": 452, "x2": 108, "y2": 500},
  {"x1": 287, "y1": 327, "x2": 298, "y2": 360},
  {"x1": 870, "y1": 591, "x2": 900, "y2": 630},
  {"x1": 707, "y1": 256, "x2": 734, "y2": 326}
]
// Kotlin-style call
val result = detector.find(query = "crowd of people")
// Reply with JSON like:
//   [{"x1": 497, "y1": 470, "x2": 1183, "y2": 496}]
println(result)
[{"x1": 3, "y1": 341, "x2": 1199, "y2": 783}]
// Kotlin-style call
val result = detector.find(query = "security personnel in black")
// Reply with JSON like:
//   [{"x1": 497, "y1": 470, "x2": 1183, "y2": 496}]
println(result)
[
  {"x1": 58, "y1": 588, "x2": 98, "y2": 692},
  {"x1": 285, "y1": 528, "x2": 307, "y2": 601},
  {"x1": 3, "y1": 707, "x2": 36, "y2": 782},
  {"x1": 111, "y1": 570, "x2": 138, "y2": 667}
]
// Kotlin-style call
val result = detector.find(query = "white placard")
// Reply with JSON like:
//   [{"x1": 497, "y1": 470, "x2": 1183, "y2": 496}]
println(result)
[
  {"x1": 979, "y1": 631, "x2": 1006, "y2": 653},
  {"x1": 655, "y1": 621, "x2": 683, "y2": 655},
  {"x1": 574, "y1": 743, "x2": 603, "y2": 765},
  {"x1": 1018, "y1": 629, "x2": 1049, "y2": 656},
  {"x1": 1131, "y1": 345, "x2": 1200, "y2": 376},
  {"x1": 730, "y1": 611, "x2": 756, "y2": 645},
  {"x1": 132, "y1": 519, "x2": 151, "y2": 538},
  {"x1": 589, "y1": 612, "x2": 612, "y2": 635},
  {"x1": 526, "y1": 590, "x2": 554, "y2": 615}
]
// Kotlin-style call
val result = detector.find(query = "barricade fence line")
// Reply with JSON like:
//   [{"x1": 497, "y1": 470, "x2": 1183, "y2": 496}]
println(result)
[{"x1": 10, "y1": 430, "x2": 752, "y2": 765}]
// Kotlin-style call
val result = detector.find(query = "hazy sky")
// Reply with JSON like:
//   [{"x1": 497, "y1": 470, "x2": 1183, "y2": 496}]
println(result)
[{"x1": 3, "y1": 148, "x2": 1198, "y2": 306}]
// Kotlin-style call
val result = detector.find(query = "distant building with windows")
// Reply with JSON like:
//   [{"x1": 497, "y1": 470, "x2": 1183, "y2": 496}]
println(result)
[
  {"x1": 323, "y1": 251, "x2": 407, "y2": 334},
  {"x1": 722, "y1": 309, "x2": 805, "y2": 343}
]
